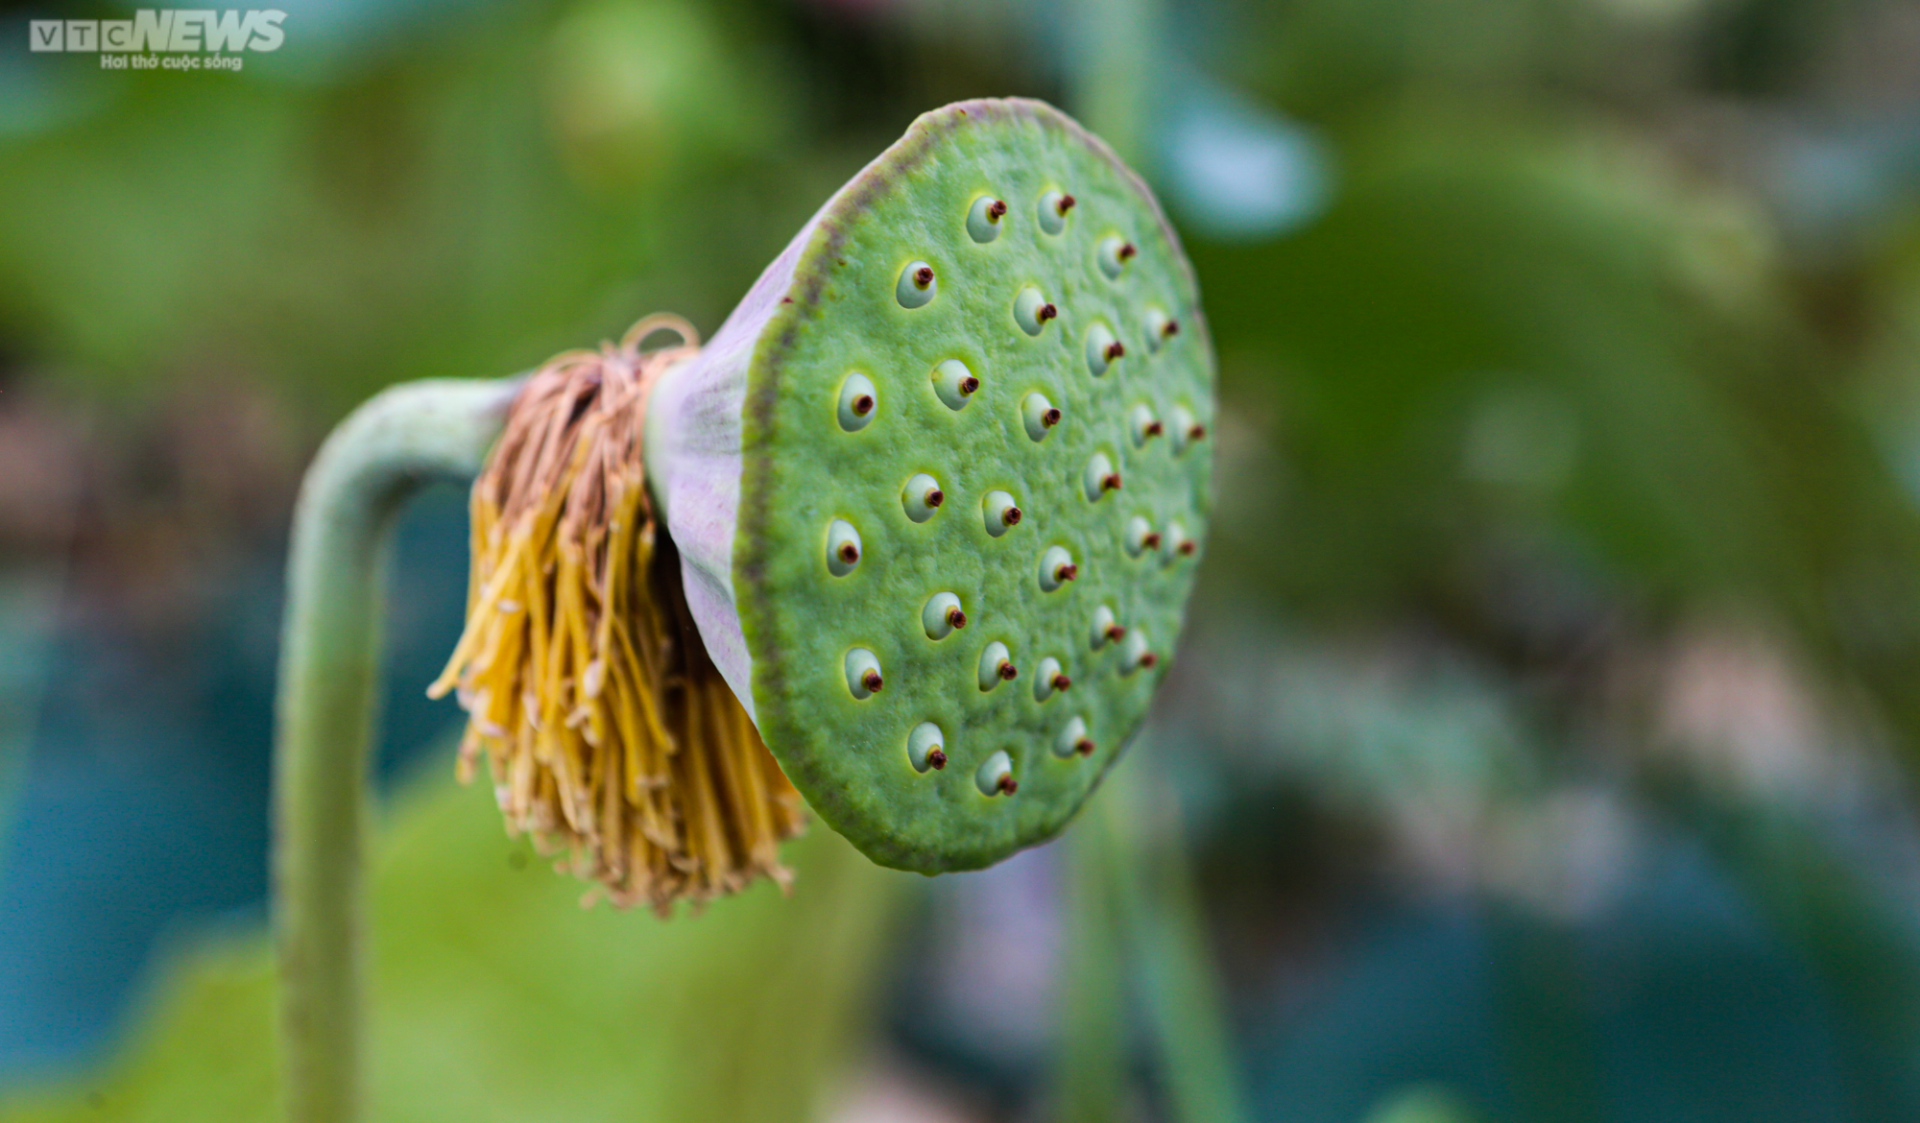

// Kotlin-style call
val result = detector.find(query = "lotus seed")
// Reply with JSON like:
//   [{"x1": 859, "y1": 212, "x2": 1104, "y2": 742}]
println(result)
[
  {"x1": 1084, "y1": 453, "x2": 1121, "y2": 501},
  {"x1": 1054, "y1": 716, "x2": 1095, "y2": 758},
  {"x1": 1120, "y1": 629, "x2": 1156, "y2": 674},
  {"x1": 1086, "y1": 324, "x2": 1124, "y2": 376},
  {"x1": 846, "y1": 648, "x2": 884, "y2": 698},
  {"x1": 1015, "y1": 287, "x2": 1058, "y2": 336},
  {"x1": 897, "y1": 261, "x2": 937, "y2": 309},
  {"x1": 1090, "y1": 605, "x2": 1125, "y2": 648},
  {"x1": 1022, "y1": 392, "x2": 1062, "y2": 442},
  {"x1": 1143, "y1": 308, "x2": 1171, "y2": 352},
  {"x1": 1039, "y1": 545, "x2": 1078, "y2": 591},
  {"x1": 922, "y1": 592, "x2": 967, "y2": 639},
  {"x1": 903, "y1": 473, "x2": 945, "y2": 522},
  {"x1": 1169, "y1": 405, "x2": 1205, "y2": 453},
  {"x1": 1034, "y1": 657, "x2": 1071, "y2": 701},
  {"x1": 979, "y1": 641, "x2": 1017, "y2": 690},
  {"x1": 1163, "y1": 520, "x2": 1196, "y2": 562},
  {"x1": 1098, "y1": 236, "x2": 1137, "y2": 279},
  {"x1": 837, "y1": 372, "x2": 878, "y2": 431},
  {"x1": 967, "y1": 196, "x2": 1008, "y2": 243},
  {"x1": 1037, "y1": 190, "x2": 1074, "y2": 235},
  {"x1": 1129, "y1": 404, "x2": 1163, "y2": 446},
  {"x1": 977, "y1": 750, "x2": 1017, "y2": 796},
  {"x1": 933, "y1": 358, "x2": 980, "y2": 411},
  {"x1": 984, "y1": 490, "x2": 1022, "y2": 537},
  {"x1": 908, "y1": 722, "x2": 948, "y2": 772},
  {"x1": 827, "y1": 519, "x2": 863, "y2": 576},
  {"x1": 1124, "y1": 515, "x2": 1160, "y2": 557}
]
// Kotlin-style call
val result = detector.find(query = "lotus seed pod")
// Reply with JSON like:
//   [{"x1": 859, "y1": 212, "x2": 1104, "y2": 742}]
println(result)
[
  {"x1": 909, "y1": 721, "x2": 948, "y2": 772},
  {"x1": 923, "y1": 591, "x2": 967, "y2": 639},
  {"x1": 641, "y1": 98, "x2": 1214, "y2": 872}
]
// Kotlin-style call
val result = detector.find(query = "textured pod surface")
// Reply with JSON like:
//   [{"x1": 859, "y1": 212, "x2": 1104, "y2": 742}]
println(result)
[{"x1": 657, "y1": 98, "x2": 1214, "y2": 872}]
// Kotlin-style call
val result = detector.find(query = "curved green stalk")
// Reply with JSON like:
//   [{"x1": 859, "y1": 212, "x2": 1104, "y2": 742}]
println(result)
[{"x1": 273, "y1": 378, "x2": 518, "y2": 1123}]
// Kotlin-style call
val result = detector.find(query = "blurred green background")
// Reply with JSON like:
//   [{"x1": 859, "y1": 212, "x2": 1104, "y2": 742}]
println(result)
[{"x1": 6, "y1": 0, "x2": 1920, "y2": 1119}]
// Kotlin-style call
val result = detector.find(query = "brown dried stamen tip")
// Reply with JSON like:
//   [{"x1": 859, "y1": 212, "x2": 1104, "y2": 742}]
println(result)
[
  {"x1": 997, "y1": 660, "x2": 1018, "y2": 681},
  {"x1": 1074, "y1": 737, "x2": 1096, "y2": 756},
  {"x1": 1037, "y1": 303, "x2": 1058, "y2": 322},
  {"x1": 1104, "y1": 623, "x2": 1127, "y2": 641},
  {"x1": 987, "y1": 199, "x2": 1007, "y2": 220},
  {"x1": 1056, "y1": 563, "x2": 1079, "y2": 582},
  {"x1": 927, "y1": 748, "x2": 948, "y2": 770},
  {"x1": 946, "y1": 607, "x2": 968, "y2": 629},
  {"x1": 960, "y1": 376, "x2": 981, "y2": 396},
  {"x1": 1177, "y1": 540, "x2": 1196, "y2": 556},
  {"x1": 1050, "y1": 673, "x2": 1072, "y2": 692},
  {"x1": 861, "y1": 669, "x2": 884, "y2": 693},
  {"x1": 852, "y1": 394, "x2": 875, "y2": 416},
  {"x1": 1101, "y1": 473, "x2": 1122, "y2": 492},
  {"x1": 913, "y1": 266, "x2": 934, "y2": 289},
  {"x1": 1004, "y1": 506, "x2": 1023, "y2": 526},
  {"x1": 925, "y1": 488, "x2": 945, "y2": 508},
  {"x1": 1042, "y1": 407, "x2": 1062, "y2": 427},
  {"x1": 1138, "y1": 652, "x2": 1159, "y2": 669},
  {"x1": 1145, "y1": 420, "x2": 1164, "y2": 437},
  {"x1": 1104, "y1": 341, "x2": 1126, "y2": 361},
  {"x1": 1118, "y1": 242, "x2": 1137, "y2": 260},
  {"x1": 1142, "y1": 532, "x2": 1162, "y2": 550},
  {"x1": 1164, "y1": 319, "x2": 1181, "y2": 337},
  {"x1": 838, "y1": 542, "x2": 861, "y2": 564},
  {"x1": 996, "y1": 774, "x2": 1019, "y2": 795},
  {"x1": 1057, "y1": 194, "x2": 1076, "y2": 215},
  {"x1": 1189, "y1": 424, "x2": 1207, "y2": 441}
]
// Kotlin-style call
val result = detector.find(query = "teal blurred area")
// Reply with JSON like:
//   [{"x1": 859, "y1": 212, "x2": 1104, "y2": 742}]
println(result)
[{"x1": 5, "y1": 0, "x2": 1920, "y2": 1119}]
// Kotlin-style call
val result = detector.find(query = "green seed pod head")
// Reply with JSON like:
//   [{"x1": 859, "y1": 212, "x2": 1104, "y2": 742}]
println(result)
[{"x1": 643, "y1": 98, "x2": 1213, "y2": 872}]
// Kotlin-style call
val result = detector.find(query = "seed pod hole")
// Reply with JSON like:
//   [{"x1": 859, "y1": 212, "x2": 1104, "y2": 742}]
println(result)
[
  {"x1": 1023, "y1": 392, "x2": 1062, "y2": 442},
  {"x1": 1083, "y1": 453, "x2": 1121, "y2": 501},
  {"x1": 979, "y1": 641, "x2": 1017, "y2": 691},
  {"x1": 976, "y1": 749, "x2": 1016, "y2": 796},
  {"x1": 1086, "y1": 324, "x2": 1123, "y2": 376},
  {"x1": 1054, "y1": 716, "x2": 1093, "y2": 759},
  {"x1": 922, "y1": 592, "x2": 967, "y2": 640},
  {"x1": 1143, "y1": 307, "x2": 1173, "y2": 352},
  {"x1": 1120, "y1": 629, "x2": 1155, "y2": 675},
  {"x1": 903, "y1": 472, "x2": 945, "y2": 522},
  {"x1": 1037, "y1": 190, "x2": 1074, "y2": 235},
  {"x1": 837, "y1": 372, "x2": 878, "y2": 431},
  {"x1": 1034, "y1": 657, "x2": 1071, "y2": 701},
  {"x1": 967, "y1": 196, "x2": 1008, "y2": 243},
  {"x1": 933, "y1": 358, "x2": 980, "y2": 411},
  {"x1": 1124, "y1": 515, "x2": 1159, "y2": 557},
  {"x1": 1129, "y1": 404, "x2": 1163, "y2": 447},
  {"x1": 1098, "y1": 236, "x2": 1136, "y2": 279},
  {"x1": 827, "y1": 519, "x2": 863, "y2": 576},
  {"x1": 1090, "y1": 605, "x2": 1125, "y2": 649},
  {"x1": 1162, "y1": 520, "x2": 1193, "y2": 564},
  {"x1": 908, "y1": 721, "x2": 947, "y2": 773},
  {"x1": 1015, "y1": 287, "x2": 1058, "y2": 337},
  {"x1": 897, "y1": 260, "x2": 937, "y2": 309},
  {"x1": 1039, "y1": 545, "x2": 1078, "y2": 591},
  {"x1": 984, "y1": 490, "x2": 1022, "y2": 537},
  {"x1": 845, "y1": 648, "x2": 884, "y2": 698}
]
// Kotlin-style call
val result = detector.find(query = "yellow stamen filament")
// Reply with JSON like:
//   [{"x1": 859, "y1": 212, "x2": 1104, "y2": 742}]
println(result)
[{"x1": 432, "y1": 314, "x2": 804, "y2": 915}]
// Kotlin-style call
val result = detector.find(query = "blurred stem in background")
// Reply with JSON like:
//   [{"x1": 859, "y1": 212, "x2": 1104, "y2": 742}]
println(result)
[
  {"x1": 1059, "y1": 750, "x2": 1252, "y2": 1123},
  {"x1": 273, "y1": 380, "x2": 517, "y2": 1123}
]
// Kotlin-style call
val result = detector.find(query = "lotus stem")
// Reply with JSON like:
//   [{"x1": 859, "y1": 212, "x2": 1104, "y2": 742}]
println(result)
[{"x1": 273, "y1": 378, "x2": 519, "y2": 1123}]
